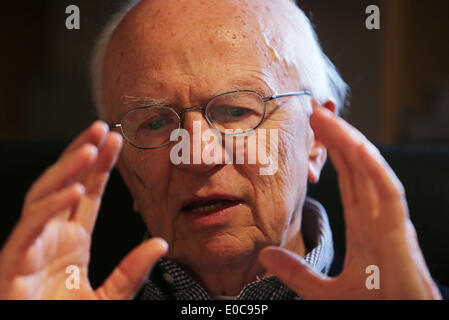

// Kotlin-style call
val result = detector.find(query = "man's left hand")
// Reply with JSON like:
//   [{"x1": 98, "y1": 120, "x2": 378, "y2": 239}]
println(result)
[{"x1": 259, "y1": 102, "x2": 442, "y2": 300}]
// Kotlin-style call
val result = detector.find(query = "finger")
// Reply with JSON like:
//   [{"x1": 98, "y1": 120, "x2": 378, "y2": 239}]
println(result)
[
  {"x1": 358, "y1": 145, "x2": 409, "y2": 225},
  {"x1": 59, "y1": 121, "x2": 109, "y2": 161},
  {"x1": 310, "y1": 104, "x2": 367, "y2": 220},
  {"x1": 311, "y1": 102, "x2": 403, "y2": 199},
  {"x1": 326, "y1": 147, "x2": 357, "y2": 208},
  {"x1": 95, "y1": 238, "x2": 168, "y2": 300},
  {"x1": 259, "y1": 247, "x2": 331, "y2": 299},
  {"x1": 311, "y1": 103, "x2": 401, "y2": 216},
  {"x1": 6, "y1": 183, "x2": 85, "y2": 254},
  {"x1": 329, "y1": 146, "x2": 379, "y2": 216},
  {"x1": 358, "y1": 144, "x2": 406, "y2": 203},
  {"x1": 326, "y1": 147, "x2": 376, "y2": 231},
  {"x1": 71, "y1": 132, "x2": 123, "y2": 233},
  {"x1": 310, "y1": 102, "x2": 365, "y2": 172},
  {"x1": 24, "y1": 144, "x2": 97, "y2": 205}
]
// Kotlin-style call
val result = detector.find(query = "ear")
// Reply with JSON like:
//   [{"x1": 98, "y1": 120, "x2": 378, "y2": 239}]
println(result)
[
  {"x1": 307, "y1": 99, "x2": 337, "y2": 184},
  {"x1": 116, "y1": 157, "x2": 141, "y2": 213}
]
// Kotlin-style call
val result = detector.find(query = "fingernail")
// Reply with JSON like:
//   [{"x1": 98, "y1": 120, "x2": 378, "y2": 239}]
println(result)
[
  {"x1": 84, "y1": 143, "x2": 98, "y2": 157},
  {"x1": 94, "y1": 120, "x2": 109, "y2": 133},
  {"x1": 156, "y1": 238, "x2": 169, "y2": 251},
  {"x1": 73, "y1": 183, "x2": 86, "y2": 195},
  {"x1": 110, "y1": 131, "x2": 123, "y2": 146}
]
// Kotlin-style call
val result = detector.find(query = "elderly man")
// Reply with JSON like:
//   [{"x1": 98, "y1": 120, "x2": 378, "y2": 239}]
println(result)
[{"x1": 0, "y1": 0, "x2": 442, "y2": 300}]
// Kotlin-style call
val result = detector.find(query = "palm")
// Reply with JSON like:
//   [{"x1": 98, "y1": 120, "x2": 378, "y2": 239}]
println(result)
[
  {"x1": 0, "y1": 122, "x2": 167, "y2": 300},
  {"x1": 336, "y1": 219, "x2": 421, "y2": 299},
  {"x1": 8, "y1": 220, "x2": 94, "y2": 299},
  {"x1": 259, "y1": 105, "x2": 441, "y2": 300}
]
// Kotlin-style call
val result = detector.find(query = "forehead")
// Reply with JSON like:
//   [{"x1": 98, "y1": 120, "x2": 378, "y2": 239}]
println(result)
[{"x1": 103, "y1": 0, "x2": 304, "y2": 114}]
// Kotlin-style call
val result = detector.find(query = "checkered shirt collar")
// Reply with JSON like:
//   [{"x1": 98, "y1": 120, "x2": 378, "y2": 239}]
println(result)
[{"x1": 139, "y1": 197, "x2": 334, "y2": 300}]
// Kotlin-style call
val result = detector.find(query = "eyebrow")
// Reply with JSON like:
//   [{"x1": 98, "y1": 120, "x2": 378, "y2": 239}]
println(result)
[
  {"x1": 225, "y1": 79, "x2": 275, "y2": 97},
  {"x1": 119, "y1": 80, "x2": 275, "y2": 109},
  {"x1": 121, "y1": 95, "x2": 170, "y2": 106}
]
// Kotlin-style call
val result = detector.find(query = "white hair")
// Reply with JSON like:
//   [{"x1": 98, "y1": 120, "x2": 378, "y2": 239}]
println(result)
[
  {"x1": 89, "y1": 0, "x2": 139, "y2": 120},
  {"x1": 90, "y1": 0, "x2": 349, "y2": 120},
  {"x1": 292, "y1": 5, "x2": 350, "y2": 116}
]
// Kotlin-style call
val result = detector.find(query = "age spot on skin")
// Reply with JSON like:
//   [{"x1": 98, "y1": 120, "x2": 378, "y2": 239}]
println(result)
[
  {"x1": 234, "y1": 15, "x2": 247, "y2": 26},
  {"x1": 217, "y1": 29, "x2": 244, "y2": 48}
]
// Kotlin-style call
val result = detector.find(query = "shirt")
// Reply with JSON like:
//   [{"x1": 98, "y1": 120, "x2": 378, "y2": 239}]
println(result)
[{"x1": 138, "y1": 196, "x2": 334, "y2": 300}]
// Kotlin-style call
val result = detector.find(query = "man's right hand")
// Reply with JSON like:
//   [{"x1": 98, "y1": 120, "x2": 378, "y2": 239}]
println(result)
[{"x1": 0, "y1": 121, "x2": 167, "y2": 299}]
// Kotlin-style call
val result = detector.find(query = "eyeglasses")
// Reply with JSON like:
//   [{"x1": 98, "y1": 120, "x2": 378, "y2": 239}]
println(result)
[{"x1": 109, "y1": 89, "x2": 312, "y2": 150}]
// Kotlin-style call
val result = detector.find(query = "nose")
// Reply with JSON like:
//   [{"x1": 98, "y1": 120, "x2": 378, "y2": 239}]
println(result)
[{"x1": 173, "y1": 107, "x2": 227, "y2": 172}]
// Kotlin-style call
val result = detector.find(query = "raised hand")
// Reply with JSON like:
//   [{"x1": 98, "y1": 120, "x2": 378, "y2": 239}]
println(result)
[
  {"x1": 0, "y1": 121, "x2": 167, "y2": 299},
  {"x1": 259, "y1": 102, "x2": 441, "y2": 300}
]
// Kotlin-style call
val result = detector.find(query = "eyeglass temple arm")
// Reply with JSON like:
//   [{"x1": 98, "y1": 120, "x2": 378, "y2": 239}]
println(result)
[
  {"x1": 264, "y1": 90, "x2": 312, "y2": 102},
  {"x1": 109, "y1": 123, "x2": 122, "y2": 129}
]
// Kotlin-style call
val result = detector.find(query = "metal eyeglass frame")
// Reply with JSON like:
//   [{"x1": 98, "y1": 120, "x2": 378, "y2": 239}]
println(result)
[{"x1": 109, "y1": 89, "x2": 312, "y2": 150}]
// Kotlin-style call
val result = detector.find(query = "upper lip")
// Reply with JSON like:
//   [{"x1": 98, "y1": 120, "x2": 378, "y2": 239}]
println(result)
[{"x1": 180, "y1": 194, "x2": 243, "y2": 212}]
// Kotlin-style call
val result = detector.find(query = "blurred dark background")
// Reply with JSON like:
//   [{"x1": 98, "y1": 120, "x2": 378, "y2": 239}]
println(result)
[
  {"x1": 1, "y1": 0, "x2": 448, "y2": 143},
  {"x1": 0, "y1": 0, "x2": 448, "y2": 292}
]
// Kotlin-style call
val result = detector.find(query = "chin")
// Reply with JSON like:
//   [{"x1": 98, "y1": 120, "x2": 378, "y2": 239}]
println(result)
[{"x1": 193, "y1": 232, "x2": 256, "y2": 266}]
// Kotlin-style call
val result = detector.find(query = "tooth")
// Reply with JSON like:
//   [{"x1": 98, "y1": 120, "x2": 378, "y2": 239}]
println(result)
[{"x1": 191, "y1": 201, "x2": 225, "y2": 213}]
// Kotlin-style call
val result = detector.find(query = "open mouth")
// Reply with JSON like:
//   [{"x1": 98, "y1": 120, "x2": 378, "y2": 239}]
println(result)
[{"x1": 181, "y1": 199, "x2": 242, "y2": 214}]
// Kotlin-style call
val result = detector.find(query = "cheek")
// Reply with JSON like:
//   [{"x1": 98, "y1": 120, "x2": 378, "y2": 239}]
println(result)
[
  {"x1": 261, "y1": 111, "x2": 310, "y2": 189},
  {"x1": 278, "y1": 124, "x2": 310, "y2": 183},
  {"x1": 121, "y1": 146, "x2": 174, "y2": 236},
  {"x1": 275, "y1": 128, "x2": 310, "y2": 205},
  {"x1": 244, "y1": 121, "x2": 310, "y2": 240}
]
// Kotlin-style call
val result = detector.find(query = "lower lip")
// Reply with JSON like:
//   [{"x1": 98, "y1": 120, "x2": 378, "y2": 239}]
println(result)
[{"x1": 181, "y1": 202, "x2": 242, "y2": 228}]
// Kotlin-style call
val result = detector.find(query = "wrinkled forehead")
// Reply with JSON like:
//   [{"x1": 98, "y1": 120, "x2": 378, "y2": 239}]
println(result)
[
  {"x1": 113, "y1": 0, "x2": 269, "y2": 46},
  {"x1": 103, "y1": 0, "x2": 309, "y2": 115},
  {"x1": 108, "y1": 0, "x2": 300, "y2": 56}
]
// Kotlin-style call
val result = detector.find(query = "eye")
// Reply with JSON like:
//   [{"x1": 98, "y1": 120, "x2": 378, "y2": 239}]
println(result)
[
  {"x1": 226, "y1": 107, "x2": 247, "y2": 117},
  {"x1": 139, "y1": 117, "x2": 174, "y2": 132},
  {"x1": 148, "y1": 119, "x2": 166, "y2": 130}
]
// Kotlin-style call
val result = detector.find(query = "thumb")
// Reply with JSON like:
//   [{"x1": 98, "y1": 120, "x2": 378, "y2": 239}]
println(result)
[
  {"x1": 259, "y1": 246, "x2": 330, "y2": 299},
  {"x1": 95, "y1": 237, "x2": 168, "y2": 300}
]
